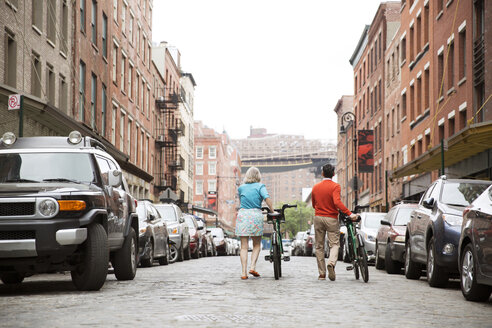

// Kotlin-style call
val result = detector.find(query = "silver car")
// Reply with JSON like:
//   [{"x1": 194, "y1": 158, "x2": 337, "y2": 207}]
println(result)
[
  {"x1": 359, "y1": 212, "x2": 386, "y2": 262},
  {"x1": 154, "y1": 203, "x2": 190, "y2": 263}
]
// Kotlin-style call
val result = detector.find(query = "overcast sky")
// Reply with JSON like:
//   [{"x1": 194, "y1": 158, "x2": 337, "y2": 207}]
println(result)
[{"x1": 152, "y1": 0, "x2": 386, "y2": 142}]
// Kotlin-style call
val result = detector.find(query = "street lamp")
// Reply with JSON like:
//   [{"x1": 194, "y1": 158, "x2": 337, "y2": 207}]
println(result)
[{"x1": 339, "y1": 111, "x2": 358, "y2": 208}]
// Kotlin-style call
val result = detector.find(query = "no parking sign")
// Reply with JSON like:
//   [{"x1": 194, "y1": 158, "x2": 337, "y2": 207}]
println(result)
[{"x1": 8, "y1": 94, "x2": 21, "y2": 110}]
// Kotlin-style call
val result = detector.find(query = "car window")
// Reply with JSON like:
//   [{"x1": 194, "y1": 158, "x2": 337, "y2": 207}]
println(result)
[
  {"x1": 441, "y1": 182, "x2": 490, "y2": 206},
  {"x1": 155, "y1": 206, "x2": 177, "y2": 222},
  {"x1": 394, "y1": 208, "x2": 415, "y2": 225},
  {"x1": 489, "y1": 187, "x2": 492, "y2": 202},
  {"x1": 385, "y1": 208, "x2": 396, "y2": 224},
  {"x1": 184, "y1": 216, "x2": 196, "y2": 229},
  {"x1": 136, "y1": 202, "x2": 146, "y2": 222},
  {"x1": 429, "y1": 182, "x2": 441, "y2": 201},
  {"x1": 96, "y1": 156, "x2": 111, "y2": 185},
  {"x1": 363, "y1": 213, "x2": 385, "y2": 228},
  {"x1": 148, "y1": 204, "x2": 159, "y2": 219},
  {"x1": 420, "y1": 183, "x2": 436, "y2": 204}
]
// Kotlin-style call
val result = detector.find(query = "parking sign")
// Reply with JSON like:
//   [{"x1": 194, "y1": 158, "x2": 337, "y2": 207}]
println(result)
[{"x1": 8, "y1": 94, "x2": 21, "y2": 110}]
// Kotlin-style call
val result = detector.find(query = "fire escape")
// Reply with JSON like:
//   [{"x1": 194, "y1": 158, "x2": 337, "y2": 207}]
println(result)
[{"x1": 155, "y1": 88, "x2": 185, "y2": 192}]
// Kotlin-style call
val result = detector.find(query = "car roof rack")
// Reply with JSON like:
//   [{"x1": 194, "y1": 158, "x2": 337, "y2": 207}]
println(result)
[{"x1": 84, "y1": 137, "x2": 107, "y2": 152}]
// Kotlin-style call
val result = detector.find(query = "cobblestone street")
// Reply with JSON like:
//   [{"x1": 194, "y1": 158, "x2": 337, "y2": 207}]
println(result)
[{"x1": 1, "y1": 252, "x2": 491, "y2": 328}]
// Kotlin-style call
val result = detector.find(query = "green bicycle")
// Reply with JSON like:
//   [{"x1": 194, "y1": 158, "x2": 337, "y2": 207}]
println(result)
[
  {"x1": 264, "y1": 204, "x2": 297, "y2": 280},
  {"x1": 339, "y1": 210, "x2": 369, "y2": 283}
]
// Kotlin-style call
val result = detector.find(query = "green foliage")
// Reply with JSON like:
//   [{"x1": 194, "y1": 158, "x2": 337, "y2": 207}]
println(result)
[{"x1": 276, "y1": 200, "x2": 314, "y2": 239}]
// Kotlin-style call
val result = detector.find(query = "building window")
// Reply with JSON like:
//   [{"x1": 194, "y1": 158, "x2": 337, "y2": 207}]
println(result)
[
  {"x1": 121, "y1": 2, "x2": 127, "y2": 34},
  {"x1": 32, "y1": 1, "x2": 43, "y2": 31},
  {"x1": 121, "y1": 53, "x2": 127, "y2": 93},
  {"x1": 80, "y1": 0, "x2": 85, "y2": 33},
  {"x1": 437, "y1": 0, "x2": 444, "y2": 13},
  {"x1": 127, "y1": 118, "x2": 132, "y2": 159},
  {"x1": 196, "y1": 162, "x2": 203, "y2": 175},
  {"x1": 401, "y1": 37, "x2": 406, "y2": 62},
  {"x1": 424, "y1": 69, "x2": 430, "y2": 109},
  {"x1": 46, "y1": 64, "x2": 55, "y2": 104},
  {"x1": 448, "y1": 42, "x2": 455, "y2": 90},
  {"x1": 438, "y1": 53, "x2": 444, "y2": 95},
  {"x1": 146, "y1": 85, "x2": 150, "y2": 115},
  {"x1": 61, "y1": 0, "x2": 68, "y2": 53},
  {"x1": 208, "y1": 162, "x2": 217, "y2": 175},
  {"x1": 449, "y1": 116, "x2": 455, "y2": 136},
  {"x1": 459, "y1": 29, "x2": 466, "y2": 80},
  {"x1": 59, "y1": 74, "x2": 67, "y2": 112},
  {"x1": 409, "y1": 26, "x2": 414, "y2": 62},
  {"x1": 135, "y1": 72, "x2": 140, "y2": 106},
  {"x1": 424, "y1": 5, "x2": 430, "y2": 45},
  {"x1": 401, "y1": 93, "x2": 407, "y2": 118},
  {"x1": 120, "y1": 112, "x2": 125, "y2": 151},
  {"x1": 209, "y1": 146, "x2": 217, "y2": 159},
  {"x1": 91, "y1": 73, "x2": 97, "y2": 129},
  {"x1": 416, "y1": 16, "x2": 422, "y2": 52},
  {"x1": 129, "y1": 13, "x2": 134, "y2": 44},
  {"x1": 113, "y1": 0, "x2": 118, "y2": 22},
  {"x1": 5, "y1": 31, "x2": 17, "y2": 88},
  {"x1": 128, "y1": 64, "x2": 134, "y2": 99},
  {"x1": 140, "y1": 79, "x2": 144, "y2": 110},
  {"x1": 112, "y1": 42, "x2": 118, "y2": 84},
  {"x1": 91, "y1": 0, "x2": 97, "y2": 44},
  {"x1": 101, "y1": 84, "x2": 107, "y2": 135},
  {"x1": 111, "y1": 104, "x2": 117, "y2": 144},
  {"x1": 410, "y1": 84, "x2": 415, "y2": 121},
  {"x1": 196, "y1": 146, "x2": 203, "y2": 159},
  {"x1": 47, "y1": 0, "x2": 56, "y2": 43},
  {"x1": 79, "y1": 60, "x2": 86, "y2": 121},
  {"x1": 416, "y1": 77, "x2": 422, "y2": 116},
  {"x1": 101, "y1": 14, "x2": 108, "y2": 58},
  {"x1": 208, "y1": 180, "x2": 217, "y2": 193},
  {"x1": 195, "y1": 180, "x2": 203, "y2": 195}
]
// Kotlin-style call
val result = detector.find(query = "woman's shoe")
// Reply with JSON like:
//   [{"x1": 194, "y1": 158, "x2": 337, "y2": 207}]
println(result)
[
  {"x1": 241, "y1": 276, "x2": 248, "y2": 280},
  {"x1": 249, "y1": 270, "x2": 260, "y2": 277}
]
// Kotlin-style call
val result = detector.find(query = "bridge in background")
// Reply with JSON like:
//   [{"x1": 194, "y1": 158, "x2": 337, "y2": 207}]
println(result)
[{"x1": 240, "y1": 150, "x2": 337, "y2": 177}]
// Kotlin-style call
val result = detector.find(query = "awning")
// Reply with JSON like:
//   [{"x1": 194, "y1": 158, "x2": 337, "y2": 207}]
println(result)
[{"x1": 393, "y1": 121, "x2": 492, "y2": 179}]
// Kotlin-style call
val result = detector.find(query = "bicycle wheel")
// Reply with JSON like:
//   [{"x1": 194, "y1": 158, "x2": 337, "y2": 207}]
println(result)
[
  {"x1": 273, "y1": 243, "x2": 281, "y2": 280},
  {"x1": 354, "y1": 261, "x2": 360, "y2": 280},
  {"x1": 358, "y1": 245, "x2": 369, "y2": 283}
]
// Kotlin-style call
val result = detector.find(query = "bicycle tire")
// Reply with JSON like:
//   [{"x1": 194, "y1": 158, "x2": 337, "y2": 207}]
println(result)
[
  {"x1": 354, "y1": 261, "x2": 360, "y2": 280},
  {"x1": 273, "y1": 242, "x2": 281, "y2": 280},
  {"x1": 277, "y1": 243, "x2": 282, "y2": 278},
  {"x1": 358, "y1": 245, "x2": 369, "y2": 283}
]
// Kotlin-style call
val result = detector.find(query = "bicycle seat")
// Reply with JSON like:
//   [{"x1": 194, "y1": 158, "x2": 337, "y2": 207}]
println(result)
[{"x1": 267, "y1": 212, "x2": 281, "y2": 219}]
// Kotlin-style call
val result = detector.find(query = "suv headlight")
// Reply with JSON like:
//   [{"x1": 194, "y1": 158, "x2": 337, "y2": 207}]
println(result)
[
  {"x1": 38, "y1": 199, "x2": 58, "y2": 217},
  {"x1": 443, "y1": 214, "x2": 463, "y2": 226}
]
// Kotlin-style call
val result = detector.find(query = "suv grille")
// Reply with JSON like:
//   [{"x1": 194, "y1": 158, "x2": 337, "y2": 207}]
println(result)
[
  {"x1": 0, "y1": 231, "x2": 35, "y2": 240},
  {"x1": 0, "y1": 202, "x2": 36, "y2": 216}
]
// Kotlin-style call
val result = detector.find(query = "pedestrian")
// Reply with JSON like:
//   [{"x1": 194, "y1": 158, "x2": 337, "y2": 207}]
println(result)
[
  {"x1": 235, "y1": 166, "x2": 275, "y2": 280},
  {"x1": 311, "y1": 163, "x2": 358, "y2": 281}
]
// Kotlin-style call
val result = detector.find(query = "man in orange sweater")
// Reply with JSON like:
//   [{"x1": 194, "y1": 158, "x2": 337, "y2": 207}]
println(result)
[{"x1": 311, "y1": 164, "x2": 357, "y2": 281}]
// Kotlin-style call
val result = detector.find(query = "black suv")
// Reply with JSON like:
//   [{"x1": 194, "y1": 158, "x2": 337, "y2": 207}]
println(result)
[
  {"x1": 0, "y1": 131, "x2": 138, "y2": 290},
  {"x1": 405, "y1": 175, "x2": 491, "y2": 287}
]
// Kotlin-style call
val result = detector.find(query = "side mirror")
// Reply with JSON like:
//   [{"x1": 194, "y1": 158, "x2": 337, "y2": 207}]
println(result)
[
  {"x1": 108, "y1": 169, "x2": 122, "y2": 187},
  {"x1": 206, "y1": 229, "x2": 211, "y2": 233},
  {"x1": 179, "y1": 217, "x2": 185, "y2": 223},
  {"x1": 423, "y1": 198, "x2": 435, "y2": 209},
  {"x1": 197, "y1": 226, "x2": 204, "y2": 230},
  {"x1": 148, "y1": 214, "x2": 156, "y2": 221},
  {"x1": 380, "y1": 219, "x2": 391, "y2": 226}
]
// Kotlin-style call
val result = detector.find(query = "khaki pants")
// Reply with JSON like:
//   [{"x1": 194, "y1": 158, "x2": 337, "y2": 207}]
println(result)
[{"x1": 314, "y1": 215, "x2": 340, "y2": 275}]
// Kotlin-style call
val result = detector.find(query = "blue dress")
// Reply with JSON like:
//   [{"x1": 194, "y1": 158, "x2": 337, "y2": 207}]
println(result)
[{"x1": 235, "y1": 183, "x2": 270, "y2": 236}]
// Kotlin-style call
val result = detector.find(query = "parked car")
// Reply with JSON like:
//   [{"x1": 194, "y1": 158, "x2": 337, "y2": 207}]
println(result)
[
  {"x1": 292, "y1": 231, "x2": 307, "y2": 256},
  {"x1": 184, "y1": 214, "x2": 204, "y2": 259},
  {"x1": 195, "y1": 218, "x2": 208, "y2": 257},
  {"x1": 375, "y1": 203, "x2": 419, "y2": 273},
  {"x1": 155, "y1": 203, "x2": 190, "y2": 263},
  {"x1": 137, "y1": 200, "x2": 170, "y2": 267},
  {"x1": 405, "y1": 176, "x2": 491, "y2": 287},
  {"x1": 356, "y1": 212, "x2": 386, "y2": 262},
  {"x1": 205, "y1": 229, "x2": 217, "y2": 256},
  {"x1": 0, "y1": 131, "x2": 138, "y2": 291},
  {"x1": 459, "y1": 184, "x2": 492, "y2": 301},
  {"x1": 305, "y1": 225, "x2": 315, "y2": 256},
  {"x1": 282, "y1": 239, "x2": 293, "y2": 256},
  {"x1": 210, "y1": 227, "x2": 227, "y2": 255}
]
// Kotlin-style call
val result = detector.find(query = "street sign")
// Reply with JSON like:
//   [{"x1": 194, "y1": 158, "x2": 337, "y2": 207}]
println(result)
[{"x1": 8, "y1": 94, "x2": 21, "y2": 110}]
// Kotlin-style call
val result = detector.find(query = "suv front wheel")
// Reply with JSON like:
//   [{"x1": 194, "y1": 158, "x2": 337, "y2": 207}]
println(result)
[
  {"x1": 427, "y1": 237, "x2": 448, "y2": 287},
  {"x1": 71, "y1": 223, "x2": 109, "y2": 291},
  {"x1": 113, "y1": 227, "x2": 137, "y2": 280}
]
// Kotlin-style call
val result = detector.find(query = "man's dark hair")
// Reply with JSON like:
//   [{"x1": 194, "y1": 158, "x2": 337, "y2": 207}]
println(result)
[{"x1": 322, "y1": 164, "x2": 335, "y2": 178}]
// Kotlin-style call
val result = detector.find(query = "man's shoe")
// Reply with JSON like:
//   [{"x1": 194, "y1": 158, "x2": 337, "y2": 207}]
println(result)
[
  {"x1": 318, "y1": 274, "x2": 326, "y2": 280},
  {"x1": 327, "y1": 264, "x2": 336, "y2": 281}
]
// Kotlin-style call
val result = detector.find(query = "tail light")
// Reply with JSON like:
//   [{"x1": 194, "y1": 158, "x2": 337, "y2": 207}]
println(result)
[{"x1": 463, "y1": 206, "x2": 471, "y2": 217}]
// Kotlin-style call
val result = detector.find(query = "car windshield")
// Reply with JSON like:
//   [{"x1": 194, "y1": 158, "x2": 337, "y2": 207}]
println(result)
[
  {"x1": 0, "y1": 153, "x2": 94, "y2": 183},
  {"x1": 155, "y1": 206, "x2": 177, "y2": 222},
  {"x1": 394, "y1": 208, "x2": 415, "y2": 226},
  {"x1": 184, "y1": 216, "x2": 195, "y2": 229},
  {"x1": 441, "y1": 182, "x2": 490, "y2": 207},
  {"x1": 210, "y1": 228, "x2": 224, "y2": 239},
  {"x1": 363, "y1": 213, "x2": 385, "y2": 228}
]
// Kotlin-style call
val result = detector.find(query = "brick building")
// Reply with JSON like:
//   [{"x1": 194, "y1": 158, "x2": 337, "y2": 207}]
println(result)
[
  {"x1": 0, "y1": 0, "x2": 74, "y2": 137},
  {"x1": 348, "y1": 2, "x2": 401, "y2": 211},
  {"x1": 193, "y1": 121, "x2": 241, "y2": 233},
  {"x1": 334, "y1": 96, "x2": 355, "y2": 207},
  {"x1": 393, "y1": 0, "x2": 492, "y2": 194}
]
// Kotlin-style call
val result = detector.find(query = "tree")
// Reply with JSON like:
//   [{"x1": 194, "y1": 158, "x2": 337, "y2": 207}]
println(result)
[{"x1": 278, "y1": 200, "x2": 314, "y2": 238}]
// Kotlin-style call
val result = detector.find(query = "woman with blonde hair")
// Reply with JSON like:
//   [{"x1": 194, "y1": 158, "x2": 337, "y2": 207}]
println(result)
[{"x1": 236, "y1": 166, "x2": 274, "y2": 280}]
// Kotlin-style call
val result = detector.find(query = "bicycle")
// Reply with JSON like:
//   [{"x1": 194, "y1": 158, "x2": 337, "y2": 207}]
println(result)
[
  {"x1": 339, "y1": 210, "x2": 369, "y2": 283},
  {"x1": 263, "y1": 204, "x2": 297, "y2": 280}
]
